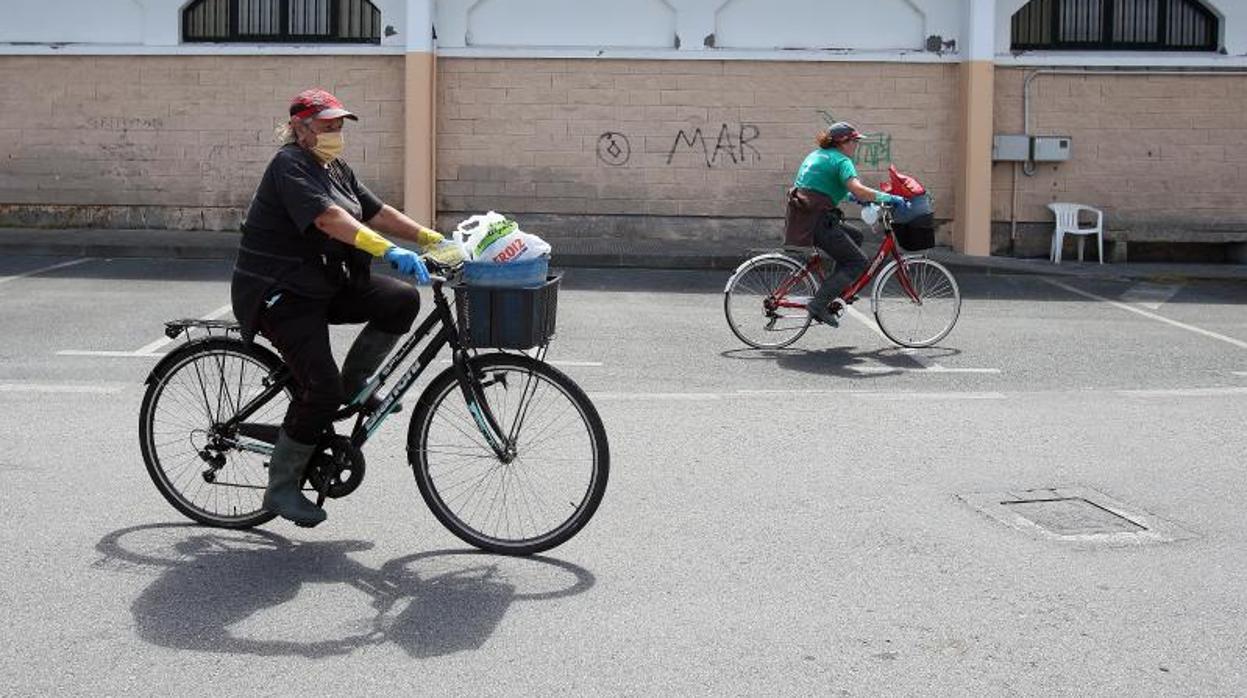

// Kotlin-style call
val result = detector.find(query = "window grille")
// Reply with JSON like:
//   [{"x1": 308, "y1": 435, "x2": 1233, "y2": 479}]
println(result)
[
  {"x1": 184, "y1": 0, "x2": 381, "y2": 43},
  {"x1": 1011, "y1": 0, "x2": 1218, "y2": 51}
]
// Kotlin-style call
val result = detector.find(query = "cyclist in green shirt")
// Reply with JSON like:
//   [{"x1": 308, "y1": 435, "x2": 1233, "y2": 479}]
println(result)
[{"x1": 787, "y1": 122, "x2": 906, "y2": 326}]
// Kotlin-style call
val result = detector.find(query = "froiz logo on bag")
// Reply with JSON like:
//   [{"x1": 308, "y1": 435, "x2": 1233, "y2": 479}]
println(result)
[{"x1": 492, "y1": 238, "x2": 529, "y2": 263}]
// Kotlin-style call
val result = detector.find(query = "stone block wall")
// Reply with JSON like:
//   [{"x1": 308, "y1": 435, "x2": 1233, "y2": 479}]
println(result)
[
  {"x1": 0, "y1": 55, "x2": 404, "y2": 230},
  {"x1": 435, "y1": 58, "x2": 961, "y2": 243},
  {"x1": 992, "y1": 69, "x2": 1247, "y2": 241}
]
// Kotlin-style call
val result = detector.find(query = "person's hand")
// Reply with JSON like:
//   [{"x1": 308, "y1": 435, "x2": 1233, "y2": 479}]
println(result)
[
  {"x1": 424, "y1": 239, "x2": 467, "y2": 267},
  {"x1": 383, "y1": 245, "x2": 430, "y2": 285},
  {"x1": 878, "y1": 193, "x2": 908, "y2": 207},
  {"x1": 415, "y1": 227, "x2": 445, "y2": 249}
]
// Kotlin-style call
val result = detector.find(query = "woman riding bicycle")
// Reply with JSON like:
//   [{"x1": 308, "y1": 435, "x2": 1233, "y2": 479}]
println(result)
[
  {"x1": 231, "y1": 87, "x2": 454, "y2": 527},
  {"x1": 784, "y1": 121, "x2": 907, "y2": 327}
]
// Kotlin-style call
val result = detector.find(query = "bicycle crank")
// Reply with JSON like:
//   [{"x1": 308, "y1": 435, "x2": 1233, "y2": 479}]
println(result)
[{"x1": 305, "y1": 435, "x2": 366, "y2": 499}]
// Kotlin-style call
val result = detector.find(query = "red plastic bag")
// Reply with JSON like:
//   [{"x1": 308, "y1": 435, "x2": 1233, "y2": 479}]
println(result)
[{"x1": 879, "y1": 165, "x2": 926, "y2": 199}]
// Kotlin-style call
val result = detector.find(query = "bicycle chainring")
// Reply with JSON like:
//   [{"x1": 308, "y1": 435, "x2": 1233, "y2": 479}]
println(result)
[{"x1": 305, "y1": 435, "x2": 366, "y2": 499}]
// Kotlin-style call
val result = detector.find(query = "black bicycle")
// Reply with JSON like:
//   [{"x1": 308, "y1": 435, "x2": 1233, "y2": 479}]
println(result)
[{"x1": 138, "y1": 261, "x2": 608, "y2": 556}]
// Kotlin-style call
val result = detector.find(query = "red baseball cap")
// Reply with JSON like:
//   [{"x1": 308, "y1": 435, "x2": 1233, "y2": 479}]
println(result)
[{"x1": 289, "y1": 88, "x2": 357, "y2": 121}]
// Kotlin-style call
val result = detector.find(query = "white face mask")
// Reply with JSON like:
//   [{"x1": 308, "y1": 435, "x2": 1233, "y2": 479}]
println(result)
[{"x1": 311, "y1": 131, "x2": 344, "y2": 163}]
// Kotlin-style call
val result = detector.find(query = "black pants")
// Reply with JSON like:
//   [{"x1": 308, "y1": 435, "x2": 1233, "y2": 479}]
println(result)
[
  {"x1": 257, "y1": 274, "x2": 420, "y2": 444},
  {"x1": 813, "y1": 215, "x2": 868, "y2": 299}
]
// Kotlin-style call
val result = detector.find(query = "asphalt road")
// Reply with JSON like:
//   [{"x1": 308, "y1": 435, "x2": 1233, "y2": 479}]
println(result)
[{"x1": 2, "y1": 255, "x2": 1245, "y2": 695}]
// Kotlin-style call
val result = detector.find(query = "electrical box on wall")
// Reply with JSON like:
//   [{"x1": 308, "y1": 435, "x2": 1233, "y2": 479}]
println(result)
[
  {"x1": 1032, "y1": 136, "x2": 1072, "y2": 162},
  {"x1": 993, "y1": 135, "x2": 1030, "y2": 162}
]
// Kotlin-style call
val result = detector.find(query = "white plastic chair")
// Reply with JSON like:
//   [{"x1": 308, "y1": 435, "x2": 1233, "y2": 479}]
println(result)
[{"x1": 1047, "y1": 203, "x2": 1104, "y2": 264}]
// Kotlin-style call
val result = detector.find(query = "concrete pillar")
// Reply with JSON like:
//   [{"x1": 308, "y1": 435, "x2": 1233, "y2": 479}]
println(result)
[
  {"x1": 953, "y1": 0, "x2": 994, "y2": 256},
  {"x1": 404, "y1": 0, "x2": 436, "y2": 224}
]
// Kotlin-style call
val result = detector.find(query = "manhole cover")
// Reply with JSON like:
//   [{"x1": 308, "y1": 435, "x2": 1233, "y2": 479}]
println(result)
[
  {"x1": 958, "y1": 487, "x2": 1196, "y2": 544},
  {"x1": 1001, "y1": 498, "x2": 1144, "y2": 536}
]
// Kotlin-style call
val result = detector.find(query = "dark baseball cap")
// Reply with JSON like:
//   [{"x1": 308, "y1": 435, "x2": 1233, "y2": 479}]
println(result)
[{"x1": 289, "y1": 88, "x2": 358, "y2": 121}]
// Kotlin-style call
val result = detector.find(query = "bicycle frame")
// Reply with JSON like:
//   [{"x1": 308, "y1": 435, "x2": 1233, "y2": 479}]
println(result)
[
  {"x1": 219, "y1": 275, "x2": 523, "y2": 460},
  {"x1": 772, "y1": 216, "x2": 921, "y2": 309}
]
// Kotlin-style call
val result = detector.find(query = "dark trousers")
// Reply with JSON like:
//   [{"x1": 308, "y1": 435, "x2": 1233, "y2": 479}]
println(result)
[
  {"x1": 257, "y1": 274, "x2": 420, "y2": 444},
  {"x1": 813, "y1": 216, "x2": 868, "y2": 300}
]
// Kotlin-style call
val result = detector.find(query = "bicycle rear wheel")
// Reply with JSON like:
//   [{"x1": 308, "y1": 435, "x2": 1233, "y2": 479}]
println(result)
[
  {"x1": 723, "y1": 254, "x2": 816, "y2": 349},
  {"x1": 139, "y1": 337, "x2": 289, "y2": 528},
  {"x1": 408, "y1": 353, "x2": 608, "y2": 556},
  {"x1": 872, "y1": 257, "x2": 961, "y2": 348}
]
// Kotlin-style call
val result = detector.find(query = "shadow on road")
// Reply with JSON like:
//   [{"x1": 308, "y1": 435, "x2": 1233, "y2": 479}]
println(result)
[
  {"x1": 721, "y1": 345, "x2": 967, "y2": 378},
  {"x1": 94, "y1": 524, "x2": 595, "y2": 660}
]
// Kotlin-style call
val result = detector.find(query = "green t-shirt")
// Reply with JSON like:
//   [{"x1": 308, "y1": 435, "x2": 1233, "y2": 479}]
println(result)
[{"x1": 792, "y1": 147, "x2": 858, "y2": 204}]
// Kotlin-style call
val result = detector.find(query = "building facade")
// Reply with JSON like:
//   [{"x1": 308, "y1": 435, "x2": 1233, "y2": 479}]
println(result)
[{"x1": 1, "y1": 0, "x2": 1245, "y2": 260}]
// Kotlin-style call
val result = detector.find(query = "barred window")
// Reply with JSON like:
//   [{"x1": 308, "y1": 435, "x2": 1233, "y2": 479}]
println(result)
[
  {"x1": 184, "y1": 0, "x2": 381, "y2": 44},
  {"x1": 1011, "y1": 0, "x2": 1219, "y2": 51}
]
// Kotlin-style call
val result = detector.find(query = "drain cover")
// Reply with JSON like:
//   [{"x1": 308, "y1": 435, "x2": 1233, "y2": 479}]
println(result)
[
  {"x1": 1001, "y1": 498, "x2": 1143, "y2": 535},
  {"x1": 959, "y1": 487, "x2": 1196, "y2": 544}
]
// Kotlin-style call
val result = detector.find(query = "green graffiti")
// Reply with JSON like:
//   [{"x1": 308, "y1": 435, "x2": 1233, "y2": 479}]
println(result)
[
  {"x1": 854, "y1": 133, "x2": 892, "y2": 168},
  {"x1": 815, "y1": 109, "x2": 892, "y2": 168}
]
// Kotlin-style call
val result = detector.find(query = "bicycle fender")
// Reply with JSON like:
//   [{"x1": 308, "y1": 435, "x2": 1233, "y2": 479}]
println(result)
[
  {"x1": 142, "y1": 335, "x2": 270, "y2": 386},
  {"x1": 723, "y1": 253, "x2": 803, "y2": 293}
]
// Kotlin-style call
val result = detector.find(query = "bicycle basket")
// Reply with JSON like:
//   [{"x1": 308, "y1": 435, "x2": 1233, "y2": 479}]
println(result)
[
  {"x1": 452, "y1": 273, "x2": 560, "y2": 349},
  {"x1": 893, "y1": 213, "x2": 936, "y2": 251}
]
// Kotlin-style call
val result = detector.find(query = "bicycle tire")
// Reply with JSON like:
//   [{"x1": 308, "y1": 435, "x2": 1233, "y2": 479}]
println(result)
[
  {"x1": 407, "y1": 353, "x2": 609, "y2": 556},
  {"x1": 871, "y1": 257, "x2": 961, "y2": 348},
  {"x1": 723, "y1": 254, "x2": 816, "y2": 349},
  {"x1": 139, "y1": 337, "x2": 287, "y2": 528}
]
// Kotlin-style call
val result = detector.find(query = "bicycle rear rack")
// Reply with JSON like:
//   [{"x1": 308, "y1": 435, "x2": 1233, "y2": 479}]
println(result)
[{"x1": 164, "y1": 318, "x2": 242, "y2": 340}]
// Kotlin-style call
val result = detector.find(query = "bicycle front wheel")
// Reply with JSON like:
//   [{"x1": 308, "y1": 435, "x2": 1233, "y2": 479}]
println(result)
[
  {"x1": 723, "y1": 254, "x2": 816, "y2": 349},
  {"x1": 139, "y1": 337, "x2": 289, "y2": 528},
  {"x1": 872, "y1": 258, "x2": 961, "y2": 348},
  {"x1": 408, "y1": 353, "x2": 609, "y2": 556}
]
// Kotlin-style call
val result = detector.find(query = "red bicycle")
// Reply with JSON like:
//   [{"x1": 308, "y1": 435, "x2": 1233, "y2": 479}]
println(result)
[{"x1": 723, "y1": 202, "x2": 961, "y2": 349}]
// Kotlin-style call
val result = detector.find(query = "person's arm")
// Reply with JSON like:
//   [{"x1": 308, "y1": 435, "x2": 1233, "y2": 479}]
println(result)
[
  {"x1": 846, "y1": 177, "x2": 903, "y2": 205},
  {"x1": 313, "y1": 205, "x2": 429, "y2": 283},
  {"x1": 365, "y1": 204, "x2": 444, "y2": 250}
]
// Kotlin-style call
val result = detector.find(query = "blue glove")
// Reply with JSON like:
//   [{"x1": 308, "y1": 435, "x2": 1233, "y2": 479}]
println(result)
[
  {"x1": 877, "y1": 193, "x2": 908, "y2": 207},
  {"x1": 383, "y1": 245, "x2": 430, "y2": 285}
]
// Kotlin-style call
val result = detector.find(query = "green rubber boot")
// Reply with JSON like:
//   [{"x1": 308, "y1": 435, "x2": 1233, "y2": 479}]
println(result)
[
  {"x1": 262, "y1": 430, "x2": 326, "y2": 527},
  {"x1": 341, "y1": 327, "x2": 403, "y2": 413}
]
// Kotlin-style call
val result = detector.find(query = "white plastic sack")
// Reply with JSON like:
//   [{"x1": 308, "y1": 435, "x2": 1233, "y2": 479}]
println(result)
[{"x1": 453, "y1": 211, "x2": 551, "y2": 264}]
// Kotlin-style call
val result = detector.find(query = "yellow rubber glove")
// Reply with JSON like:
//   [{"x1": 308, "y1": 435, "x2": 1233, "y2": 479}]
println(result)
[
  {"x1": 415, "y1": 227, "x2": 444, "y2": 250},
  {"x1": 353, "y1": 227, "x2": 394, "y2": 257},
  {"x1": 424, "y1": 238, "x2": 467, "y2": 266}
]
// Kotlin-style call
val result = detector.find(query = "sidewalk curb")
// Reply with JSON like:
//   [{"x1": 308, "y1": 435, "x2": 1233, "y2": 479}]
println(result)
[{"x1": 1, "y1": 227, "x2": 1245, "y2": 282}]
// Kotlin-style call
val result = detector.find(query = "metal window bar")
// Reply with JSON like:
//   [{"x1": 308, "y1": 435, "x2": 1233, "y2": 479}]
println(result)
[
  {"x1": 183, "y1": 0, "x2": 380, "y2": 43},
  {"x1": 1011, "y1": 0, "x2": 1217, "y2": 51}
]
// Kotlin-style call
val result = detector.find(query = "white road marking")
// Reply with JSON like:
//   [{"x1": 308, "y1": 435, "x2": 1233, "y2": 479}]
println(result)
[
  {"x1": 590, "y1": 392, "x2": 721, "y2": 401},
  {"x1": 1120, "y1": 281, "x2": 1183, "y2": 310},
  {"x1": 844, "y1": 306, "x2": 1000, "y2": 374},
  {"x1": 853, "y1": 391, "x2": 1007, "y2": 400},
  {"x1": 1043, "y1": 278, "x2": 1247, "y2": 351},
  {"x1": 1118, "y1": 387, "x2": 1247, "y2": 398},
  {"x1": 56, "y1": 350, "x2": 165, "y2": 358},
  {"x1": 0, "y1": 258, "x2": 91, "y2": 286},
  {"x1": 57, "y1": 303, "x2": 233, "y2": 358},
  {"x1": 0, "y1": 382, "x2": 125, "y2": 394}
]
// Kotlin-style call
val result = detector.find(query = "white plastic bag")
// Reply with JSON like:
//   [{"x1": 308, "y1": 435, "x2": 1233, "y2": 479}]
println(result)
[{"x1": 453, "y1": 212, "x2": 551, "y2": 264}]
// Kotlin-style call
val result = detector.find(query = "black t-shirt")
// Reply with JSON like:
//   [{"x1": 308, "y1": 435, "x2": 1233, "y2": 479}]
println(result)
[{"x1": 231, "y1": 145, "x2": 385, "y2": 340}]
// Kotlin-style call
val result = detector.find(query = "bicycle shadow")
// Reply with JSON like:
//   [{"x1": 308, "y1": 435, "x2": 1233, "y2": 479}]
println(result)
[
  {"x1": 94, "y1": 524, "x2": 595, "y2": 660},
  {"x1": 721, "y1": 345, "x2": 967, "y2": 378}
]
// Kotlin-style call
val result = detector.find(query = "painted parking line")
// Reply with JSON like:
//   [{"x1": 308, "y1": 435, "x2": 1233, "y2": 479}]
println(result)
[
  {"x1": 844, "y1": 306, "x2": 1000, "y2": 374},
  {"x1": 0, "y1": 381, "x2": 126, "y2": 394},
  {"x1": 1118, "y1": 387, "x2": 1247, "y2": 398},
  {"x1": 0, "y1": 258, "x2": 91, "y2": 286},
  {"x1": 58, "y1": 303, "x2": 233, "y2": 358},
  {"x1": 1120, "y1": 281, "x2": 1183, "y2": 310},
  {"x1": 1043, "y1": 278, "x2": 1247, "y2": 351}
]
